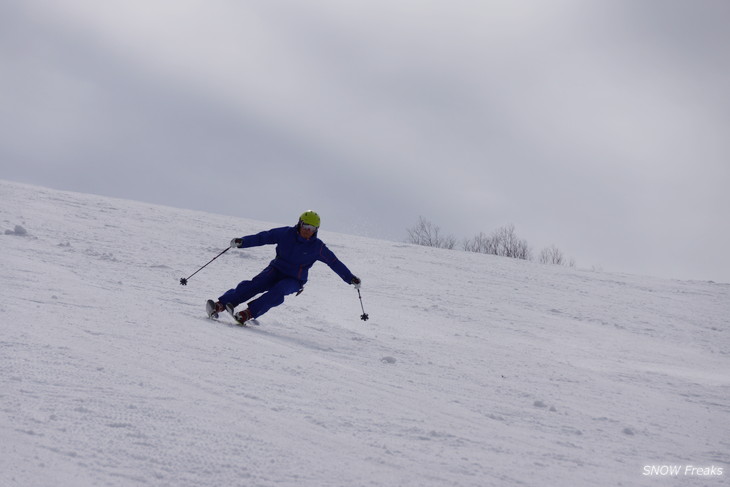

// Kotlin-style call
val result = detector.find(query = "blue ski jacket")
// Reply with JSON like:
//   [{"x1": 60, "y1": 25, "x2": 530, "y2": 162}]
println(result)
[{"x1": 238, "y1": 226, "x2": 355, "y2": 284}]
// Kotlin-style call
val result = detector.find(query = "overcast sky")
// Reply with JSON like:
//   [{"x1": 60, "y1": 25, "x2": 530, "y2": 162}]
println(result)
[{"x1": 2, "y1": 0, "x2": 728, "y2": 282}]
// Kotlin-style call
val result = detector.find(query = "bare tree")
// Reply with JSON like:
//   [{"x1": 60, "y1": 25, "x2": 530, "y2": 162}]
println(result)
[
  {"x1": 463, "y1": 232, "x2": 493, "y2": 253},
  {"x1": 539, "y1": 245, "x2": 564, "y2": 265},
  {"x1": 406, "y1": 216, "x2": 456, "y2": 249},
  {"x1": 464, "y1": 224, "x2": 532, "y2": 260},
  {"x1": 539, "y1": 245, "x2": 576, "y2": 267},
  {"x1": 492, "y1": 224, "x2": 531, "y2": 259}
]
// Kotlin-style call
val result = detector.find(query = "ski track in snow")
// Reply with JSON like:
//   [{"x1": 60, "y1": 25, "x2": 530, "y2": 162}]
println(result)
[{"x1": 1, "y1": 179, "x2": 729, "y2": 487}]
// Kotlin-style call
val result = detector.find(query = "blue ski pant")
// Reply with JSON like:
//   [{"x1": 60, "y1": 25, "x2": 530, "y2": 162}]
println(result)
[{"x1": 218, "y1": 265, "x2": 303, "y2": 319}]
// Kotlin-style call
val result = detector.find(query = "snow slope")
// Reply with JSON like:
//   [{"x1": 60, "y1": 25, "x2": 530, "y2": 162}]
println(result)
[{"x1": 1, "y1": 179, "x2": 728, "y2": 487}]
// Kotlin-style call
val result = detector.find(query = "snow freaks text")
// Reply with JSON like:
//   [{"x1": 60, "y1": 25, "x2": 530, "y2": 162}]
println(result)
[{"x1": 642, "y1": 465, "x2": 724, "y2": 477}]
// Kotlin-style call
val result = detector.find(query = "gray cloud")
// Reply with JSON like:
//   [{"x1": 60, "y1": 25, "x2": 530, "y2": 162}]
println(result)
[{"x1": 1, "y1": 0, "x2": 728, "y2": 281}]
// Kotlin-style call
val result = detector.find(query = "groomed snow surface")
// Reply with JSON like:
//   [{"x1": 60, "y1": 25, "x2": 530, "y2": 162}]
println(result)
[{"x1": 1, "y1": 180, "x2": 728, "y2": 487}]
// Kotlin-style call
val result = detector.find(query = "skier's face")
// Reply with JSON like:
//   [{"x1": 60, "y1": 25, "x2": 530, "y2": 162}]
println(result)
[{"x1": 299, "y1": 224, "x2": 317, "y2": 239}]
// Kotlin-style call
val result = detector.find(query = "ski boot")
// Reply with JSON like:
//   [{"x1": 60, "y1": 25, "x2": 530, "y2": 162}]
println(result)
[
  {"x1": 206, "y1": 299, "x2": 225, "y2": 319},
  {"x1": 226, "y1": 303, "x2": 253, "y2": 326}
]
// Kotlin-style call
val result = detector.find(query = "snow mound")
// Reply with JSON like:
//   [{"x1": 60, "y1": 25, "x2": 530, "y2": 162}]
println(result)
[{"x1": 4, "y1": 224, "x2": 28, "y2": 236}]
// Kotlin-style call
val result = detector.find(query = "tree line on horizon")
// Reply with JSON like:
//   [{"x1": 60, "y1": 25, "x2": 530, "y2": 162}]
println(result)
[{"x1": 406, "y1": 216, "x2": 575, "y2": 267}]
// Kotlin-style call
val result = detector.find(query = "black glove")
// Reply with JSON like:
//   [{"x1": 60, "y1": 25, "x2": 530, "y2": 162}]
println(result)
[
  {"x1": 230, "y1": 238, "x2": 243, "y2": 248},
  {"x1": 350, "y1": 276, "x2": 361, "y2": 289}
]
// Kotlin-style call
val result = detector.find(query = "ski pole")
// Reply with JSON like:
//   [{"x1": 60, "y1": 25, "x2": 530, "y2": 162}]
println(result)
[
  {"x1": 357, "y1": 288, "x2": 369, "y2": 321},
  {"x1": 179, "y1": 246, "x2": 231, "y2": 285}
]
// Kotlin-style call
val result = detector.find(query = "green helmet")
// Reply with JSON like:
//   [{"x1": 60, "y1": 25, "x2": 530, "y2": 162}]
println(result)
[{"x1": 299, "y1": 210, "x2": 321, "y2": 228}]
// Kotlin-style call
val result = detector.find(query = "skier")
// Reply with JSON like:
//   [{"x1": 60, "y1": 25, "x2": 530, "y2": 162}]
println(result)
[{"x1": 207, "y1": 210, "x2": 361, "y2": 325}]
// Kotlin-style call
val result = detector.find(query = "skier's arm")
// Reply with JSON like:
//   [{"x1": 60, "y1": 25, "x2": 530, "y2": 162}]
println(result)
[
  {"x1": 318, "y1": 244, "x2": 357, "y2": 284},
  {"x1": 232, "y1": 227, "x2": 287, "y2": 249}
]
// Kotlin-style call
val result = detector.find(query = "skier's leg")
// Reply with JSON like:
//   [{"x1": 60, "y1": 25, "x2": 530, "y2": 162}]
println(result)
[
  {"x1": 247, "y1": 278, "x2": 302, "y2": 318},
  {"x1": 218, "y1": 266, "x2": 279, "y2": 308}
]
